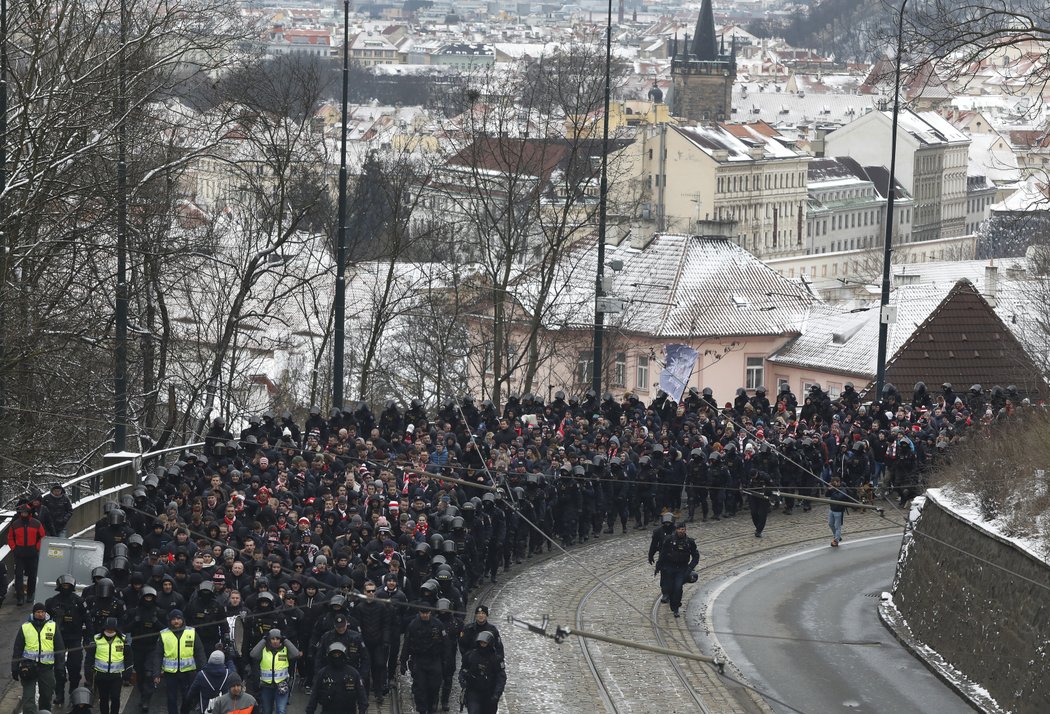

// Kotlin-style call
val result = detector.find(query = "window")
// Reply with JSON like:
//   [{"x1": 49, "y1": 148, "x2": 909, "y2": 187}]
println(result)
[
  {"x1": 636, "y1": 355, "x2": 650, "y2": 391},
  {"x1": 745, "y1": 356, "x2": 764, "y2": 390},
  {"x1": 613, "y1": 353, "x2": 627, "y2": 388},
  {"x1": 577, "y1": 353, "x2": 593, "y2": 386}
]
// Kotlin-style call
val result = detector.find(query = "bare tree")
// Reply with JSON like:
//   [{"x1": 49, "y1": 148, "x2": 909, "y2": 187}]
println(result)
[
  {"x1": 0, "y1": 0, "x2": 249, "y2": 474},
  {"x1": 421, "y1": 43, "x2": 634, "y2": 407}
]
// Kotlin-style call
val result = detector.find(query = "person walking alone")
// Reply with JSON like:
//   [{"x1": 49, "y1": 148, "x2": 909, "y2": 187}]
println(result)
[{"x1": 827, "y1": 476, "x2": 850, "y2": 547}]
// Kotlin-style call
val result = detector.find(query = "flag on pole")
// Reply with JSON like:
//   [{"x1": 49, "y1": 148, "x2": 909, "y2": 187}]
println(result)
[{"x1": 659, "y1": 344, "x2": 699, "y2": 403}]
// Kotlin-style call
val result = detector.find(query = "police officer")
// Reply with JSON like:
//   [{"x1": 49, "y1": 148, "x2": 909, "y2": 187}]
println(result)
[
  {"x1": 400, "y1": 608, "x2": 447, "y2": 714},
  {"x1": 458, "y1": 605, "x2": 504, "y2": 661},
  {"x1": 45, "y1": 574, "x2": 87, "y2": 706},
  {"x1": 655, "y1": 523, "x2": 700, "y2": 618},
  {"x1": 85, "y1": 618, "x2": 133, "y2": 714},
  {"x1": 459, "y1": 631, "x2": 506, "y2": 714},
  {"x1": 250, "y1": 629, "x2": 300, "y2": 714},
  {"x1": 87, "y1": 579, "x2": 127, "y2": 637},
  {"x1": 312, "y1": 614, "x2": 370, "y2": 697},
  {"x1": 305, "y1": 643, "x2": 368, "y2": 714},
  {"x1": 434, "y1": 598, "x2": 460, "y2": 713},
  {"x1": 12, "y1": 602, "x2": 65, "y2": 714},
  {"x1": 185, "y1": 580, "x2": 228, "y2": 655},
  {"x1": 648, "y1": 513, "x2": 675, "y2": 583},
  {"x1": 149, "y1": 609, "x2": 205, "y2": 714},
  {"x1": 128, "y1": 586, "x2": 164, "y2": 712}
]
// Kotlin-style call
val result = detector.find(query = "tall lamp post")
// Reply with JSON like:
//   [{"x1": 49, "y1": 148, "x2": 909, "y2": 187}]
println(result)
[
  {"x1": 114, "y1": 0, "x2": 129, "y2": 451},
  {"x1": 332, "y1": 0, "x2": 350, "y2": 410},
  {"x1": 591, "y1": 0, "x2": 613, "y2": 395},
  {"x1": 874, "y1": 0, "x2": 908, "y2": 400}
]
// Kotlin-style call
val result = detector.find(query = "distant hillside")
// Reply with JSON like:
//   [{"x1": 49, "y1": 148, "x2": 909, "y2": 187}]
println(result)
[{"x1": 749, "y1": 0, "x2": 887, "y2": 62}]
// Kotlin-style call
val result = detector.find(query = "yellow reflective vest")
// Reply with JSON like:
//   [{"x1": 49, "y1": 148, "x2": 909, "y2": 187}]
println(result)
[
  {"x1": 94, "y1": 633, "x2": 127, "y2": 674},
  {"x1": 259, "y1": 646, "x2": 290, "y2": 684},
  {"x1": 21, "y1": 621, "x2": 57, "y2": 665},
  {"x1": 160, "y1": 627, "x2": 197, "y2": 673}
]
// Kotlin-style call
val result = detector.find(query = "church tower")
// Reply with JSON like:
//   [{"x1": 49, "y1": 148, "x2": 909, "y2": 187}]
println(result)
[{"x1": 670, "y1": 0, "x2": 736, "y2": 123}]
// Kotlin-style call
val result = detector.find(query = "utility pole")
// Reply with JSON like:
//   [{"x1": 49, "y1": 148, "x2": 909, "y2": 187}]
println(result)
[
  {"x1": 114, "y1": 0, "x2": 129, "y2": 451},
  {"x1": 875, "y1": 0, "x2": 908, "y2": 399},
  {"x1": 591, "y1": 0, "x2": 613, "y2": 395},
  {"x1": 332, "y1": 0, "x2": 350, "y2": 410}
]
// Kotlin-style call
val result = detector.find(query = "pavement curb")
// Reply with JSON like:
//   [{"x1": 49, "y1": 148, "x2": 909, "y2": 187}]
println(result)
[{"x1": 876, "y1": 595, "x2": 1000, "y2": 714}]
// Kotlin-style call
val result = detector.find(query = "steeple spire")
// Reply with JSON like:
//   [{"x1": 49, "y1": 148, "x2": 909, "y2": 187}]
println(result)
[{"x1": 691, "y1": 0, "x2": 717, "y2": 60}]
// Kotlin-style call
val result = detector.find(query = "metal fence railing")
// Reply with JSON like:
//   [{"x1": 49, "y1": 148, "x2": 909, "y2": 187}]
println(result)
[{"x1": 0, "y1": 442, "x2": 204, "y2": 563}]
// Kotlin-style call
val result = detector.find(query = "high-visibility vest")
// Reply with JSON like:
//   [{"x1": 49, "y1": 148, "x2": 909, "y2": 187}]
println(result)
[
  {"x1": 259, "y1": 646, "x2": 289, "y2": 684},
  {"x1": 94, "y1": 633, "x2": 127, "y2": 674},
  {"x1": 21, "y1": 621, "x2": 57, "y2": 665},
  {"x1": 160, "y1": 627, "x2": 197, "y2": 673}
]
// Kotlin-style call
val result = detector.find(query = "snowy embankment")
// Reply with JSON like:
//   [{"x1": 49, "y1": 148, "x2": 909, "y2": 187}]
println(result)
[{"x1": 880, "y1": 490, "x2": 1050, "y2": 714}]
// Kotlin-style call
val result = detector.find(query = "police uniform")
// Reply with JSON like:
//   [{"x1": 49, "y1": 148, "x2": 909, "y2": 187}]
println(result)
[
  {"x1": 656, "y1": 530, "x2": 700, "y2": 616},
  {"x1": 12, "y1": 609, "x2": 65, "y2": 714},
  {"x1": 400, "y1": 614, "x2": 446, "y2": 714},
  {"x1": 149, "y1": 619, "x2": 204, "y2": 714},
  {"x1": 45, "y1": 583, "x2": 88, "y2": 702},
  {"x1": 87, "y1": 628, "x2": 132, "y2": 714},
  {"x1": 305, "y1": 651, "x2": 368, "y2": 714},
  {"x1": 459, "y1": 642, "x2": 506, "y2": 714}
]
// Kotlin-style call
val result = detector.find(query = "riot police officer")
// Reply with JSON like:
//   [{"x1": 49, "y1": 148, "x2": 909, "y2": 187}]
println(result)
[
  {"x1": 655, "y1": 523, "x2": 700, "y2": 617},
  {"x1": 45, "y1": 574, "x2": 87, "y2": 706},
  {"x1": 459, "y1": 631, "x2": 506, "y2": 714},
  {"x1": 305, "y1": 643, "x2": 368, "y2": 714},
  {"x1": 400, "y1": 608, "x2": 446, "y2": 714}
]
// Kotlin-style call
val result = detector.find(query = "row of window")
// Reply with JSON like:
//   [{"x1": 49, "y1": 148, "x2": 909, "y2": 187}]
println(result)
[
  {"x1": 716, "y1": 170, "x2": 807, "y2": 194},
  {"x1": 574, "y1": 353, "x2": 768, "y2": 393}
]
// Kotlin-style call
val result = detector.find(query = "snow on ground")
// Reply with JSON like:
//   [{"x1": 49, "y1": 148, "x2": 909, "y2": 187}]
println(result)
[{"x1": 928, "y1": 487, "x2": 1050, "y2": 563}]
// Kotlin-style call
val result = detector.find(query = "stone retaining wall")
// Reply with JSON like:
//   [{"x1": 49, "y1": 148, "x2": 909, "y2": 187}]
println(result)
[{"x1": 892, "y1": 492, "x2": 1050, "y2": 714}]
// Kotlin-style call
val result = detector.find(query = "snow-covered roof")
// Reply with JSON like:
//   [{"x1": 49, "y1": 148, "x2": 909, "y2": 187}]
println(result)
[
  {"x1": 673, "y1": 123, "x2": 802, "y2": 162},
  {"x1": 991, "y1": 176, "x2": 1050, "y2": 213},
  {"x1": 896, "y1": 110, "x2": 970, "y2": 146},
  {"x1": 520, "y1": 233, "x2": 816, "y2": 338},
  {"x1": 768, "y1": 283, "x2": 949, "y2": 377}
]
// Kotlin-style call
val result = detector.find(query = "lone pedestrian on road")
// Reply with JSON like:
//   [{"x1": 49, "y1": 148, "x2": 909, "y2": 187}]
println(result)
[
  {"x1": 827, "y1": 476, "x2": 850, "y2": 547},
  {"x1": 655, "y1": 523, "x2": 700, "y2": 618}
]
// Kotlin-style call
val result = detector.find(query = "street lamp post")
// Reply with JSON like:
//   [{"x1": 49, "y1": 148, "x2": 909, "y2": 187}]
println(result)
[
  {"x1": 591, "y1": 0, "x2": 613, "y2": 395},
  {"x1": 332, "y1": 0, "x2": 350, "y2": 410},
  {"x1": 875, "y1": 0, "x2": 908, "y2": 400},
  {"x1": 114, "y1": 0, "x2": 129, "y2": 451}
]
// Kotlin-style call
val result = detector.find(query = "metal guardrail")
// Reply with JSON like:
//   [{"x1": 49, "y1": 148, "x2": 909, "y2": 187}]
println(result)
[{"x1": 0, "y1": 442, "x2": 204, "y2": 563}]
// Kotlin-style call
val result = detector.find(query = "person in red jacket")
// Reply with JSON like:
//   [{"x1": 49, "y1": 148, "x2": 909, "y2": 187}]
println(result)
[{"x1": 7, "y1": 502, "x2": 47, "y2": 606}]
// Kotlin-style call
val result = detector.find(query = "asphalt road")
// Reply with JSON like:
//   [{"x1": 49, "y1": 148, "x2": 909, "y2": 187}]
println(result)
[{"x1": 707, "y1": 534, "x2": 971, "y2": 714}]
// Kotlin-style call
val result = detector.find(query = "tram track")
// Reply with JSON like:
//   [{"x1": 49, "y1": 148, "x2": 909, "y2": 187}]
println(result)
[{"x1": 572, "y1": 511, "x2": 899, "y2": 713}]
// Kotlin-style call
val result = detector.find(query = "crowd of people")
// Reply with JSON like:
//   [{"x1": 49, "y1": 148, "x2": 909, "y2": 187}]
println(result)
[{"x1": 3, "y1": 379, "x2": 1026, "y2": 714}]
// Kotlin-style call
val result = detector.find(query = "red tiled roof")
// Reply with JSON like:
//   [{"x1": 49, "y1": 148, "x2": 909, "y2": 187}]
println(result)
[{"x1": 882, "y1": 279, "x2": 1047, "y2": 398}]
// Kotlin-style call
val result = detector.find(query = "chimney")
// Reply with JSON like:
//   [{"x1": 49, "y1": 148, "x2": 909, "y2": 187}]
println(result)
[{"x1": 985, "y1": 264, "x2": 998, "y2": 307}]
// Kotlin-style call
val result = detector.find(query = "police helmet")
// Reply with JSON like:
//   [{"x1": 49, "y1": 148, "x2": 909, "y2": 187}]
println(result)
[
  {"x1": 56, "y1": 574, "x2": 76, "y2": 591},
  {"x1": 436, "y1": 598, "x2": 452, "y2": 613},
  {"x1": 96, "y1": 578, "x2": 115, "y2": 599},
  {"x1": 71, "y1": 687, "x2": 93, "y2": 707},
  {"x1": 108, "y1": 508, "x2": 126, "y2": 526}
]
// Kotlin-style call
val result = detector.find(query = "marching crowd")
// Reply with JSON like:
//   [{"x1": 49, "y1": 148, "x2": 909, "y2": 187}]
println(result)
[{"x1": 3, "y1": 380, "x2": 1026, "y2": 714}]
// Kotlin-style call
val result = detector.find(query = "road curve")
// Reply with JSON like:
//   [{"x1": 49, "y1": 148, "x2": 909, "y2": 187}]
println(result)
[{"x1": 705, "y1": 534, "x2": 971, "y2": 714}]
